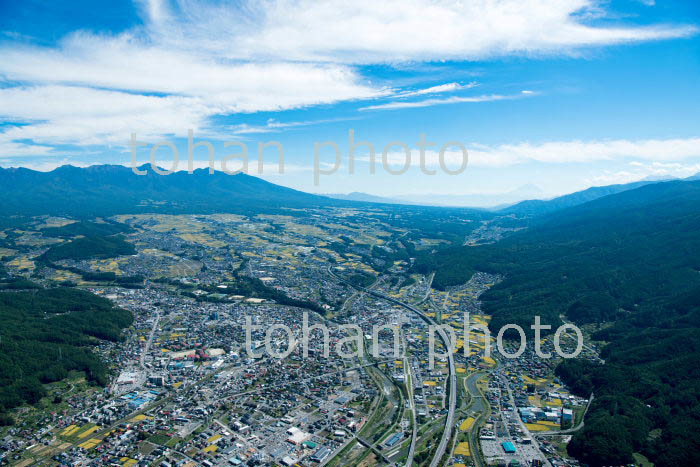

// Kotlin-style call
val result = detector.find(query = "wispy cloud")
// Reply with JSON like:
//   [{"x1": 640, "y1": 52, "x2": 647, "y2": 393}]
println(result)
[
  {"x1": 466, "y1": 137, "x2": 700, "y2": 167},
  {"x1": 394, "y1": 82, "x2": 478, "y2": 98},
  {"x1": 360, "y1": 91, "x2": 535, "y2": 111},
  {"x1": 227, "y1": 117, "x2": 363, "y2": 135},
  {"x1": 364, "y1": 137, "x2": 700, "y2": 168},
  {"x1": 586, "y1": 161, "x2": 700, "y2": 186}
]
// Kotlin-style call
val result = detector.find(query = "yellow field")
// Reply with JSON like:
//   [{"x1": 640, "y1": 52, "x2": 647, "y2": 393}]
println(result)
[
  {"x1": 523, "y1": 374, "x2": 550, "y2": 385},
  {"x1": 78, "y1": 439, "x2": 101, "y2": 450},
  {"x1": 36, "y1": 218, "x2": 76, "y2": 229},
  {"x1": 7, "y1": 256, "x2": 34, "y2": 271},
  {"x1": 455, "y1": 442, "x2": 471, "y2": 456},
  {"x1": 130, "y1": 414, "x2": 153, "y2": 422},
  {"x1": 141, "y1": 248, "x2": 178, "y2": 258},
  {"x1": 528, "y1": 395, "x2": 542, "y2": 406},
  {"x1": 525, "y1": 421, "x2": 558, "y2": 431},
  {"x1": 460, "y1": 417, "x2": 476, "y2": 431},
  {"x1": 178, "y1": 233, "x2": 226, "y2": 248},
  {"x1": 50, "y1": 270, "x2": 83, "y2": 283},
  {"x1": 91, "y1": 258, "x2": 125, "y2": 275},
  {"x1": 472, "y1": 315, "x2": 491, "y2": 326},
  {"x1": 60, "y1": 425, "x2": 79, "y2": 436},
  {"x1": 525, "y1": 423, "x2": 550, "y2": 431},
  {"x1": 482, "y1": 356, "x2": 496, "y2": 366},
  {"x1": 167, "y1": 260, "x2": 203, "y2": 277},
  {"x1": 119, "y1": 214, "x2": 204, "y2": 233},
  {"x1": 77, "y1": 426, "x2": 100, "y2": 438},
  {"x1": 210, "y1": 214, "x2": 247, "y2": 223}
]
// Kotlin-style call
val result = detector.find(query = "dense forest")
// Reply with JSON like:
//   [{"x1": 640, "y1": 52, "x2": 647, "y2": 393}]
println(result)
[
  {"x1": 556, "y1": 286, "x2": 700, "y2": 466},
  {"x1": 415, "y1": 180, "x2": 700, "y2": 333},
  {"x1": 39, "y1": 234, "x2": 136, "y2": 262},
  {"x1": 0, "y1": 287, "x2": 133, "y2": 424},
  {"x1": 414, "y1": 180, "x2": 700, "y2": 466},
  {"x1": 40, "y1": 220, "x2": 132, "y2": 238}
]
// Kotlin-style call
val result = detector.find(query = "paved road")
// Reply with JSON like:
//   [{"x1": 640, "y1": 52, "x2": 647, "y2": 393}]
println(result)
[
  {"x1": 404, "y1": 356, "x2": 418, "y2": 467},
  {"x1": 329, "y1": 267, "x2": 456, "y2": 467},
  {"x1": 356, "y1": 434, "x2": 393, "y2": 464},
  {"x1": 503, "y1": 376, "x2": 552, "y2": 467},
  {"x1": 140, "y1": 311, "x2": 160, "y2": 369}
]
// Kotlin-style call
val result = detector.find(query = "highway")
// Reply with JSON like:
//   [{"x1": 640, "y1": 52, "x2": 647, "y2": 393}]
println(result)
[
  {"x1": 404, "y1": 356, "x2": 418, "y2": 466},
  {"x1": 329, "y1": 267, "x2": 456, "y2": 467}
]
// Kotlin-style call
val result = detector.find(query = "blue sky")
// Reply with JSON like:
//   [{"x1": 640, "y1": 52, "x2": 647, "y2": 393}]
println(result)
[{"x1": 0, "y1": 0, "x2": 699, "y2": 200}]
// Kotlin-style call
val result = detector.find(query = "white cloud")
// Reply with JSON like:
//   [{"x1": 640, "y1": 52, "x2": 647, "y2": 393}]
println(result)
[
  {"x1": 0, "y1": 43, "x2": 383, "y2": 153},
  {"x1": 360, "y1": 90, "x2": 533, "y2": 111},
  {"x1": 0, "y1": 0, "x2": 696, "y2": 156},
  {"x1": 0, "y1": 142, "x2": 56, "y2": 157},
  {"x1": 355, "y1": 137, "x2": 700, "y2": 169},
  {"x1": 143, "y1": 0, "x2": 696, "y2": 63},
  {"x1": 0, "y1": 27, "x2": 384, "y2": 154},
  {"x1": 467, "y1": 137, "x2": 700, "y2": 167},
  {"x1": 395, "y1": 82, "x2": 478, "y2": 98},
  {"x1": 0, "y1": 85, "x2": 211, "y2": 152},
  {"x1": 0, "y1": 35, "x2": 384, "y2": 112},
  {"x1": 227, "y1": 117, "x2": 362, "y2": 135},
  {"x1": 586, "y1": 161, "x2": 700, "y2": 186}
]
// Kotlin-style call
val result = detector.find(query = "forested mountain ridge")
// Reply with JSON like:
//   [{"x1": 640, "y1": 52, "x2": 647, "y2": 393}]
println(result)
[
  {"x1": 417, "y1": 179, "x2": 700, "y2": 330},
  {"x1": 0, "y1": 164, "x2": 345, "y2": 216},
  {"x1": 500, "y1": 178, "x2": 669, "y2": 216},
  {"x1": 414, "y1": 179, "x2": 700, "y2": 466}
]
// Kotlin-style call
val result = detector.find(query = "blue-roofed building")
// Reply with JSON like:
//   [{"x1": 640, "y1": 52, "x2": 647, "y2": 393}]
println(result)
[
  {"x1": 385, "y1": 432, "x2": 404, "y2": 448},
  {"x1": 502, "y1": 441, "x2": 517, "y2": 453}
]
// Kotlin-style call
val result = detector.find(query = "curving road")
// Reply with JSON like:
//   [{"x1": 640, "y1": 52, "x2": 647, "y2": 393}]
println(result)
[{"x1": 329, "y1": 267, "x2": 456, "y2": 467}]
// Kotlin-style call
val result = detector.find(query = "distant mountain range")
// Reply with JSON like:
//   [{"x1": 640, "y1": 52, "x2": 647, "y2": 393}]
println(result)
[
  {"x1": 499, "y1": 180, "x2": 657, "y2": 216},
  {"x1": 322, "y1": 192, "x2": 408, "y2": 205},
  {"x1": 326, "y1": 184, "x2": 546, "y2": 208},
  {"x1": 2, "y1": 163, "x2": 697, "y2": 217},
  {"x1": 0, "y1": 164, "x2": 346, "y2": 216},
  {"x1": 501, "y1": 174, "x2": 694, "y2": 216}
]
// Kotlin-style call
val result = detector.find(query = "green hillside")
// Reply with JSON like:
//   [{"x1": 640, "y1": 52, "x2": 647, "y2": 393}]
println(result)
[
  {"x1": 39, "y1": 234, "x2": 136, "y2": 262},
  {"x1": 414, "y1": 179, "x2": 700, "y2": 466},
  {"x1": 0, "y1": 288, "x2": 132, "y2": 424}
]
